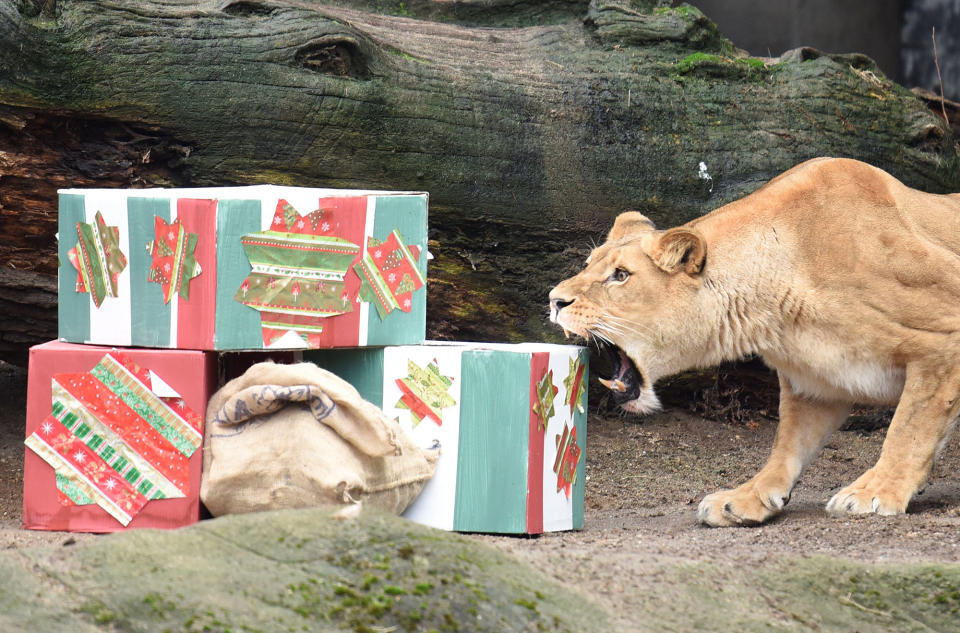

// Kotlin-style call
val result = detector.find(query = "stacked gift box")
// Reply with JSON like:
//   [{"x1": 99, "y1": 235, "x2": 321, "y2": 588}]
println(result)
[
  {"x1": 308, "y1": 342, "x2": 588, "y2": 533},
  {"x1": 24, "y1": 184, "x2": 586, "y2": 534}
]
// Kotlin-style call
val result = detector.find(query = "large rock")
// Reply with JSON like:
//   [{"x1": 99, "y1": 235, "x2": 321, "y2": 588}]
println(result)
[{"x1": 2, "y1": 506, "x2": 609, "y2": 632}]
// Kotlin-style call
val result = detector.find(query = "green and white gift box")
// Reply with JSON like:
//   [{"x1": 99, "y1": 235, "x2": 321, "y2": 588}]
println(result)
[
  {"x1": 57, "y1": 186, "x2": 427, "y2": 350},
  {"x1": 308, "y1": 342, "x2": 588, "y2": 534}
]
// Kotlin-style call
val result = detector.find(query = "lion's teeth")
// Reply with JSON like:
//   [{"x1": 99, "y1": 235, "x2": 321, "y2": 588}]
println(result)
[
  {"x1": 562, "y1": 327, "x2": 571, "y2": 339},
  {"x1": 599, "y1": 377, "x2": 628, "y2": 392}
]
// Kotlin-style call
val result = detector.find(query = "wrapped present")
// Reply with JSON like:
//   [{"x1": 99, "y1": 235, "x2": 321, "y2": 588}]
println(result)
[
  {"x1": 57, "y1": 187, "x2": 428, "y2": 350},
  {"x1": 23, "y1": 341, "x2": 216, "y2": 532},
  {"x1": 308, "y1": 342, "x2": 588, "y2": 534}
]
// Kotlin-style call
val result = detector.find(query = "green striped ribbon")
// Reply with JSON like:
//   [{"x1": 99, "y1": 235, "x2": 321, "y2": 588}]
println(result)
[
  {"x1": 56, "y1": 471, "x2": 95, "y2": 506},
  {"x1": 392, "y1": 230, "x2": 426, "y2": 286},
  {"x1": 51, "y1": 398, "x2": 170, "y2": 500},
  {"x1": 166, "y1": 223, "x2": 187, "y2": 303},
  {"x1": 90, "y1": 358, "x2": 201, "y2": 458},
  {"x1": 242, "y1": 233, "x2": 360, "y2": 273},
  {"x1": 356, "y1": 251, "x2": 399, "y2": 319},
  {"x1": 76, "y1": 219, "x2": 110, "y2": 305},
  {"x1": 533, "y1": 370, "x2": 558, "y2": 431}
]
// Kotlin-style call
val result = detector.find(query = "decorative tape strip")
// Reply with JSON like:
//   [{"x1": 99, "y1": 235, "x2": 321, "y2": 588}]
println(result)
[
  {"x1": 552, "y1": 423, "x2": 581, "y2": 498},
  {"x1": 168, "y1": 222, "x2": 186, "y2": 303},
  {"x1": 243, "y1": 232, "x2": 361, "y2": 249},
  {"x1": 76, "y1": 223, "x2": 102, "y2": 302},
  {"x1": 532, "y1": 369, "x2": 558, "y2": 431},
  {"x1": 49, "y1": 392, "x2": 182, "y2": 500},
  {"x1": 259, "y1": 317, "x2": 327, "y2": 333},
  {"x1": 77, "y1": 221, "x2": 109, "y2": 305},
  {"x1": 25, "y1": 431, "x2": 139, "y2": 526},
  {"x1": 391, "y1": 230, "x2": 427, "y2": 286},
  {"x1": 90, "y1": 355, "x2": 202, "y2": 457},
  {"x1": 552, "y1": 424, "x2": 569, "y2": 474},
  {"x1": 248, "y1": 265, "x2": 346, "y2": 281},
  {"x1": 242, "y1": 303, "x2": 351, "y2": 317},
  {"x1": 563, "y1": 356, "x2": 587, "y2": 415},
  {"x1": 89, "y1": 215, "x2": 113, "y2": 298},
  {"x1": 241, "y1": 235, "x2": 361, "y2": 262},
  {"x1": 56, "y1": 471, "x2": 94, "y2": 505},
  {"x1": 179, "y1": 232, "x2": 201, "y2": 300},
  {"x1": 355, "y1": 252, "x2": 398, "y2": 319},
  {"x1": 395, "y1": 379, "x2": 441, "y2": 426}
]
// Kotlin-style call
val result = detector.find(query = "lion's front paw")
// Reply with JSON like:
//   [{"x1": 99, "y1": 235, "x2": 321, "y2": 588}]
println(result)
[
  {"x1": 826, "y1": 470, "x2": 911, "y2": 516},
  {"x1": 697, "y1": 483, "x2": 789, "y2": 527}
]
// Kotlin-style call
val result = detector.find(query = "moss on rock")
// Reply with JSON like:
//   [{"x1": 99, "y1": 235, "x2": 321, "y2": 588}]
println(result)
[{"x1": 11, "y1": 507, "x2": 609, "y2": 633}]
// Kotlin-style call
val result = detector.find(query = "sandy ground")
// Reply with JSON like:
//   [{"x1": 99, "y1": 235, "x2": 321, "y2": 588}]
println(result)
[
  {"x1": 2, "y1": 360, "x2": 959, "y2": 630},
  {"x1": 479, "y1": 409, "x2": 960, "y2": 629}
]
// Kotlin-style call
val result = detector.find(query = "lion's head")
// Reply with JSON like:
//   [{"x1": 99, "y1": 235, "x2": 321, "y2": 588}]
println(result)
[{"x1": 549, "y1": 211, "x2": 708, "y2": 414}]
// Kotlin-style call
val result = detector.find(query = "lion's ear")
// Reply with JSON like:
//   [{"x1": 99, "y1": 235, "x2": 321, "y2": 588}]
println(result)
[
  {"x1": 650, "y1": 228, "x2": 706, "y2": 275},
  {"x1": 607, "y1": 211, "x2": 656, "y2": 242}
]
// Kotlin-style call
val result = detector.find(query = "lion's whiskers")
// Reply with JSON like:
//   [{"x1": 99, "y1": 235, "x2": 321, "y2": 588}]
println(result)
[
  {"x1": 592, "y1": 320, "x2": 628, "y2": 340},
  {"x1": 602, "y1": 314, "x2": 663, "y2": 343},
  {"x1": 598, "y1": 317, "x2": 652, "y2": 343},
  {"x1": 587, "y1": 327, "x2": 617, "y2": 346},
  {"x1": 603, "y1": 313, "x2": 657, "y2": 334}
]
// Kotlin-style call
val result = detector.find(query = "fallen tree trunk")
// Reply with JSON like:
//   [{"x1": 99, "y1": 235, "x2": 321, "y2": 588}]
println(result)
[{"x1": 1, "y1": 0, "x2": 957, "y2": 365}]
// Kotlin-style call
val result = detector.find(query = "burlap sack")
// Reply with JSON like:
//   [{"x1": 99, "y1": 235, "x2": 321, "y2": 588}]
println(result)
[{"x1": 201, "y1": 361, "x2": 439, "y2": 516}]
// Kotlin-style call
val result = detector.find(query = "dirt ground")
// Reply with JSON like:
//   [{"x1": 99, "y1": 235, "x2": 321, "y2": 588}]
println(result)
[{"x1": 2, "y1": 360, "x2": 959, "y2": 630}]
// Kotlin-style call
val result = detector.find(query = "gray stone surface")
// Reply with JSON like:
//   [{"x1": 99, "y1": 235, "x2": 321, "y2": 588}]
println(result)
[{"x1": 2, "y1": 507, "x2": 609, "y2": 633}]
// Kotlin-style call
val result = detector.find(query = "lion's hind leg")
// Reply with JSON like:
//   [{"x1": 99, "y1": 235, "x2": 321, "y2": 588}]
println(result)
[
  {"x1": 827, "y1": 361, "x2": 960, "y2": 516},
  {"x1": 698, "y1": 375, "x2": 851, "y2": 527}
]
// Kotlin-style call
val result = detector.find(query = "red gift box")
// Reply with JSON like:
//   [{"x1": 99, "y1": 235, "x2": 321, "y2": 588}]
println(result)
[{"x1": 23, "y1": 341, "x2": 216, "y2": 532}]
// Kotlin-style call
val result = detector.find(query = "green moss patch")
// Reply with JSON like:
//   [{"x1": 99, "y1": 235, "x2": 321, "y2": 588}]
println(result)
[
  {"x1": 11, "y1": 507, "x2": 607, "y2": 633},
  {"x1": 619, "y1": 555, "x2": 960, "y2": 633},
  {"x1": 674, "y1": 52, "x2": 769, "y2": 81}
]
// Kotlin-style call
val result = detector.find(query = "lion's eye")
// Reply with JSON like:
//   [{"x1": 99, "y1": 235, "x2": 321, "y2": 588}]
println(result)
[{"x1": 609, "y1": 268, "x2": 630, "y2": 283}]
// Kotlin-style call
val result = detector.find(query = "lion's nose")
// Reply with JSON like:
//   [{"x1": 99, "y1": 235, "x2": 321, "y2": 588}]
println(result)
[{"x1": 550, "y1": 297, "x2": 574, "y2": 313}]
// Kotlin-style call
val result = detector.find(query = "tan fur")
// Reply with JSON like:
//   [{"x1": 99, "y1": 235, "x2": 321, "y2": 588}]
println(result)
[{"x1": 549, "y1": 158, "x2": 960, "y2": 526}]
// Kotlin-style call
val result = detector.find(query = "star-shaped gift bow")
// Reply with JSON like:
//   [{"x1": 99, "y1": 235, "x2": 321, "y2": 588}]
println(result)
[
  {"x1": 354, "y1": 230, "x2": 426, "y2": 320},
  {"x1": 146, "y1": 216, "x2": 202, "y2": 304},
  {"x1": 395, "y1": 358, "x2": 456, "y2": 427},
  {"x1": 66, "y1": 211, "x2": 128, "y2": 307},
  {"x1": 235, "y1": 199, "x2": 361, "y2": 346}
]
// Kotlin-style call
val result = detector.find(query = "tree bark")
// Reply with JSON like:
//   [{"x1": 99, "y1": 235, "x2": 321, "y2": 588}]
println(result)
[{"x1": 1, "y1": 0, "x2": 957, "y2": 365}]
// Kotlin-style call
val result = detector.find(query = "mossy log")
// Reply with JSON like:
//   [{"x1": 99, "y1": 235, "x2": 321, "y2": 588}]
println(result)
[{"x1": 1, "y1": 0, "x2": 957, "y2": 364}]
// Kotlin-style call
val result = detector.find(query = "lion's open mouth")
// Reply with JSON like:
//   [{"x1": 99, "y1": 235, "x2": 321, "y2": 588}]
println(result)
[
  {"x1": 596, "y1": 340, "x2": 644, "y2": 404},
  {"x1": 594, "y1": 340, "x2": 662, "y2": 414}
]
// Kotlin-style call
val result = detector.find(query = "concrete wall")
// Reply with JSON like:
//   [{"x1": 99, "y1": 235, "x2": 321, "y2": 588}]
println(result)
[
  {"x1": 686, "y1": 0, "x2": 959, "y2": 100},
  {"x1": 688, "y1": 0, "x2": 903, "y2": 79},
  {"x1": 902, "y1": 0, "x2": 960, "y2": 101}
]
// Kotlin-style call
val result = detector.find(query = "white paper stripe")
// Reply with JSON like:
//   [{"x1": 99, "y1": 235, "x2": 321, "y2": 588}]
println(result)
[
  {"x1": 389, "y1": 346, "x2": 463, "y2": 531},
  {"x1": 541, "y1": 349, "x2": 576, "y2": 532},
  {"x1": 25, "y1": 434, "x2": 133, "y2": 526},
  {"x1": 84, "y1": 192, "x2": 132, "y2": 346},
  {"x1": 357, "y1": 196, "x2": 376, "y2": 346}
]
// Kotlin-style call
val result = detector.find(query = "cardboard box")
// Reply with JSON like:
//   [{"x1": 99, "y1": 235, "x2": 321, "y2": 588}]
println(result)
[
  {"x1": 57, "y1": 186, "x2": 428, "y2": 350},
  {"x1": 23, "y1": 341, "x2": 217, "y2": 532},
  {"x1": 308, "y1": 342, "x2": 588, "y2": 534}
]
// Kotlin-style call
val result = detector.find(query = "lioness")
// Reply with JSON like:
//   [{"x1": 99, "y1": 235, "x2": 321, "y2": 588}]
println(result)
[{"x1": 549, "y1": 157, "x2": 960, "y2": 526}]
